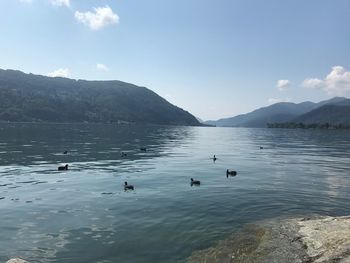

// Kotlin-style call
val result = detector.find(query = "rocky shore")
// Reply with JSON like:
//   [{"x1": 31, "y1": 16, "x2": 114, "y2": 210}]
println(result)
[
  {"x1": 6, "y1": 216, "x2": 350, "y2": 263},
  {"x1": 6, "y1": 259, "x2": 29, "y2": 263},
  {"x1": 187, "y1": 216, "x2": 350, "y2": 263}
]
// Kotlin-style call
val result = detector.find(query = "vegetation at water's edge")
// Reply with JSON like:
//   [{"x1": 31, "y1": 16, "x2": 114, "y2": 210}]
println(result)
[{"x1": 267, "y1": 122, "x2": 350, "y2": 129}]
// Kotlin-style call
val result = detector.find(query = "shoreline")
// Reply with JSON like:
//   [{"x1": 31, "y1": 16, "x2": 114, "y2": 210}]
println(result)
[
  {"x1": 6, "y1": 215, "x2": 350, "y2": 263},
  {"x1": 187, "y1": 215, "x2": 350, "y2": 263}
]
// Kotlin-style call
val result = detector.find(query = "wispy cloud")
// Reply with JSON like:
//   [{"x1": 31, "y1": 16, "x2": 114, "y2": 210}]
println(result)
[
  {"x1": 50, "y1": 0, "x2": 70, "y2": 7},
  {"x1": 276, "y1": 79, "x2": 290, "y2": 91},
  {"x1": 47, "y1": 68, "x2": 70, "y2": 77},
  {"x1": 96, "y1": 63, "x2": 109, "y2": 71},
  {"x1": 75, "y1": 6, "x2": 119, "y2": 30},
  {"x1": 268, "y1": 97, "x2": 292, "y2": 104},
  {"x1": 19, "y1": 0, "x2": 70, "y2": 6},
  {"x1": 302, "y1": 66, "x2": 350, "y2": 95},
  {"x1": 19, "y1": 0, "x2": 33, "y2": 3},
  {"x1": 302, "y1": 78, "x2": 323, "y2": 89}
]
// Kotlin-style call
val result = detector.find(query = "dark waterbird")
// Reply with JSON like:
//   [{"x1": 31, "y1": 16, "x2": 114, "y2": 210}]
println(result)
[
  {"x1": 140, "y1": 147, "x2": 147, "y2": 152},
  {"x1": 212, "y1": 155, "x2": 217, "y2": 162},
  {"x1": 58, "y1": 164, "x2": 68, "y2": 171},
  {"x1": 63, "y1": 150, "x2": 68, "y2": 154},
  {"x1": 191, "y1": 178, "x2": 201, "y2": 186},
  {"x1": 260, "y1": 146, "x2": 264, "y2": 149},
  {"x1": 226, "y1": 169, "x2": 237, "y2": 177},
  {"x1": 124, "y1": 181, "x2": 134, "y2": 191},
  {"x1": 121, "y1": 152, "x2": 127, "y2": 157}
]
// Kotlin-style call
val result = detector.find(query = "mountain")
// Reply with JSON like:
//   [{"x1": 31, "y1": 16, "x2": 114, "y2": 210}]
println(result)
[
  {"x1": 204, "y1": 102, "x2": 314, "y2": 127},
  {"x1": 313, "y1": 97, "x2": 348, "y2": 107},
  {"x1": 294, "y1": 99, "x2": 350, "y2": 125},
  {"x1": 204, "y1": 97, "x2": 348, "y2": 127},
  {"x1": 0, "y1": 69, "x2": 200, "y2": 126},
  {"x1": 195, "y1": 116, "x2": 204, "y2": 123}
]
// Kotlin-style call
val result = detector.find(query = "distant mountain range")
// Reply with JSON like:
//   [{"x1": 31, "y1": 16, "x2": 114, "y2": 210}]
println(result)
[
  {"x1": 204, "y1": 97, "x2": 350, "y2": 127},
  {"x1": 0, "y1": 69, "x2": 200, "y2": 126},
  {"x1": 295, "y1": 99, "x2": 350, "y2": 124}
]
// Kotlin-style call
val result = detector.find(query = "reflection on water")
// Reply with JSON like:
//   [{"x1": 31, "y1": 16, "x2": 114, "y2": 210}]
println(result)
[{"x1": 0, "y1": 123, "x2": 350, "y2": 262}]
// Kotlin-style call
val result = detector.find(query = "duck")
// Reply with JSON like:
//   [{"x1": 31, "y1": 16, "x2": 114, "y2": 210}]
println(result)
[
  {"x1": 63, "y1": 150, "x2": 68, "y2": 154},
  {"x1": 121, "y1": 152, "x2": 127, "y2": 157},
  {"x1": 212, "y1": 155, "x2": 217, "y2": 162},
  {"x1": 140, "y1": 147, "x2": 147, "y2": 152},
  {"x1": 124, "y1": 181, "x2": 134, "y2": 190},
  {"x1": 58, "y1": 164, "x2": 68, "y2": 171},
  {"x1": 260, "y1": 146, "x2": 264, "y2": 150},
  {"x1": 191, "y1": 178, "x2": 201, "y2": 186},
  {"x1": 226, "y1": 169, "x2": 237, "y2": 177}
]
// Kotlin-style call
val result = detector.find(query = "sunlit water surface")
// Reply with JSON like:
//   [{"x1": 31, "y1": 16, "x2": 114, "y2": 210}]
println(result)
[{"x1": 0, "y1": 123, "x2": 349, "y2": 262}]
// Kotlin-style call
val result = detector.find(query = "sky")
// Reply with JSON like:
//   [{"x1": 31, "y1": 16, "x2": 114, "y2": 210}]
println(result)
[{"x1": 1, "y1": 0, "x2": 350, "y2": 120}]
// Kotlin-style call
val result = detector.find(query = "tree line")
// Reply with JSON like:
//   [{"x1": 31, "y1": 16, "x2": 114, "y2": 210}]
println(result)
[{"x1": 267, "y1": 122, "x2": 350, "y2": 129}]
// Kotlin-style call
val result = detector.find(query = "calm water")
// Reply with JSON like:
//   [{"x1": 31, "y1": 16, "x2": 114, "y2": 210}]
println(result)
[{"x1": 0, "y1": 123, "x2": 350, "y2": 263}]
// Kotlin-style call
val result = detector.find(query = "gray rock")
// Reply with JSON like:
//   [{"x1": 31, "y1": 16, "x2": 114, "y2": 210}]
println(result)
[
  {"x1": 298, "y1": 216, "x2": 350, "y2": 262},
  {"x1": 6, "y1": 258, "x2": 29, "y2": 263},
  {"x1": 187, "y1": 215, "x2": 350, "y2": 263}
]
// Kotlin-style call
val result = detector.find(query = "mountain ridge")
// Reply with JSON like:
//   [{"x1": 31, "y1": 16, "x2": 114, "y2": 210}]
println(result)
[
  {"x1": 0, "y1": 69, "x2": 201, "y2": 126},
  {"x1": 204, "y1": 97, "x2": 349, "y2": 127},
  {"x1": 293, "y1": 99, "x2": 350, "y2": 125}
]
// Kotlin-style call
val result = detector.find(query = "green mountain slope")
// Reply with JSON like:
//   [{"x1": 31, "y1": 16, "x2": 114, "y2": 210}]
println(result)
[
  {"x1": 294, "y1": 99, "x2": 350, "y2": 124},
  {"x1": 205, "y1": 97, "x2": 348, "y2": 127},
  {"x1": 204, "y1": 102, "x2": 315, "y2": 127},
  {"x1": 0, "y1": 69, "x2": 200, "y2": 126}
]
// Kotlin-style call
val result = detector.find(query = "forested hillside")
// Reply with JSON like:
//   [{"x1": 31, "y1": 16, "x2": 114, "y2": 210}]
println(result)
[{"x1": 0, "y1": 69, "x2": 200, "y2": 126}]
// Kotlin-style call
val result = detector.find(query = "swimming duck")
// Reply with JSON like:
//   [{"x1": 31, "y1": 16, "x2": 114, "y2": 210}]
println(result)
[
  {"x1": 121, "y1": 152, "x2": 127, "y2": 157},
  {"x1": 212, "y1": 155, "x2": 217, "y2": 162},
  {"x1": 63, "y1": 150, "x2": 68, "y2": 154},
  {"x1": 124, "y1": 181, "x2": 134, "y2": 190},
  {"x1": 58, "y1": 164, "x2": 68, "y2": 171},
  {"x1": 226, "y1": 169, "x2": 237, "y2": 177},
  {"x1": 191, "y1": 178, "x2": 201, "y2": 186},
  {"x1": 140, "y1": 147, "x2": 147, "y2": 152},
  {"x1": 260, "y1": 146, "x2": 264, "y2": 150}
]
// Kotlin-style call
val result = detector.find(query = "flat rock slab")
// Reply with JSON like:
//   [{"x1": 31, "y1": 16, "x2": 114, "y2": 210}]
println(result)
[
  {"x1": 298, "y1": 216, "x2": 350, "y2": 262},
  {"x1": 6, "y1": 259, "x2": 29, "y2": 263},
  {"x1": 187, "y1": 216, "x2": 350, "y2": 263}
]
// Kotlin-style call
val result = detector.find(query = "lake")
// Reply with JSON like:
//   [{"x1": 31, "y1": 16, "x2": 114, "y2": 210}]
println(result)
[{"x1": 0, "y1": 123, "x2": 350, "y2": 263}]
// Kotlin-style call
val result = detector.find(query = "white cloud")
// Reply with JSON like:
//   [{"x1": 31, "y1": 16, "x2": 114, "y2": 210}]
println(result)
[
  {"x1": 96, "y1": 63, "x2": 109, "y2": 71},
  {"x1": 75, "y1": 6, "x2": 119, "y2": 30},
  {"x1": 302, "y1": 66, "x2": 350, "y2": 95},
  {"x1": 276, "y1": 79, "x2": 290, "y2": 91},
  {"x1": 50, "y1": 0, "x2": 70, "y2": 7},
  {"x1": 47, "y1": 68, "x2": 70, "y2": 78},
  {"x1": 268, "y1": 97, "x2": 292, "y2": 104},
  {"x1": 302, "y1": 78, "x2": 323, "y2": 89},
  {"x1": 19, "y1": 0, "x2": 70, "y2": 5}
]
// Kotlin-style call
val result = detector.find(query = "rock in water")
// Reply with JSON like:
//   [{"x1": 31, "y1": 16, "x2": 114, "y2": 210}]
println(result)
[{"x1": 6, "y1": 259, "x2": 29, "y2": 263}]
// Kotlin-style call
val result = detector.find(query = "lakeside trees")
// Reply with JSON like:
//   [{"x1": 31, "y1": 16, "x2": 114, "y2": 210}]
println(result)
[{"x1": 267, "y1": 122, "x2": 350, "y2": 129}]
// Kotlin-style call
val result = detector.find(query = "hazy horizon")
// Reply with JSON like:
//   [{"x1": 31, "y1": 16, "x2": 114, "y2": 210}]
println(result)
[{"x1": 1, "y1": 0, "x2": 350, "y2": 120}]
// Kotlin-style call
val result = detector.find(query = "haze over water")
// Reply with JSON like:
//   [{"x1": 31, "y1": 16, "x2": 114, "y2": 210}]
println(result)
[{"x1": 0, "y1": 123, "x2": 350, "y2": 262}]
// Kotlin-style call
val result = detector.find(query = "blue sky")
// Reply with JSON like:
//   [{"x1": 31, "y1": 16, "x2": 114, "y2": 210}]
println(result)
[{"x1": 1, "y1": 0, "x2": 350, "y2": 120}]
